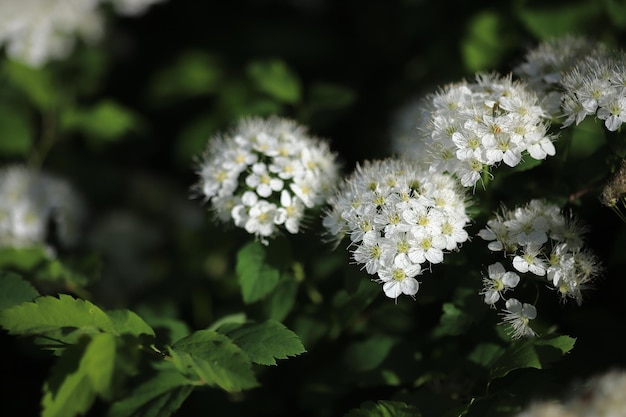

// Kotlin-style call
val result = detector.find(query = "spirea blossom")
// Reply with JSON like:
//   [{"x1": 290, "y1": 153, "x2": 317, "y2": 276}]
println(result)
[
  {"x1": 0, "y1": 0, "x2": 166, "y2": 67},
  {"x1": 323, "y1": 159, "x2": 470, "y2": 300},
  {"x1": 391, "y1": 73, "x2": 556, "y2": 189},
  {"x1": 194, "y1": 116, "x2": 340, "y2": 244},
  {"x1": 0, "y1": 165, "x2": 85, "y2": 252},
  {"x1": 478, "y1": 199, "x2": 602, "y2": 338}
]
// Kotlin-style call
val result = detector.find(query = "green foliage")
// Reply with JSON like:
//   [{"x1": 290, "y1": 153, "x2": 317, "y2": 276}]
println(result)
[
  {"x1": 236, "y1": 241, "x2": 282, "y2": 303},
  {"x1": 515, "y1": 1, "x2": 602, "y2": 39},
  {"x1": 462, "y1": 11, "x2": 516, "y2": 72},
  {"x1": 246, "y1": 59, "x2": 302, "y2": 104},
  {"x1": 2, "y1": 59, "x2": 58, "y2": 109},
  {"x1": 61, "y1": 100, "x2": 141, "y2": 144},
  {"x1": 0, "y1": 271, "x2": 39, "y2": 310},
  {"x1": 218, "y1": 319, "x2": 306, "y2": 365},
  {"x1": 344, "y1": 400, "x2": 422, "y2": 417},
  {"x1": 0, "y1": 103, "x2": 34, "y2": 156},
  {"x1": 170, "y1": 329, "x2": 259, "y2": 391}
]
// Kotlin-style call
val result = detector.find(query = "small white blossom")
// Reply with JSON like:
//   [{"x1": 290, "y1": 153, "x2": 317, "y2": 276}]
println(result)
[
  {"x1": 500, "y1": 298, "x2": 537, "y2": 339},
  {"x1": 480, "y1": 262, "x2": 520, "y2": 306}
]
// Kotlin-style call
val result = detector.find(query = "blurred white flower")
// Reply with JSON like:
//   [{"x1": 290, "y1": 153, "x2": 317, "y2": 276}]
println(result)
[{"x1": 0, "y1": 165, "x2": 85, "y2": 252}]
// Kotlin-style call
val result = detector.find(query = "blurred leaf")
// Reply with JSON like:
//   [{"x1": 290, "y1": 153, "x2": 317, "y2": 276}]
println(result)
[
  {"x1": 0, "y1": 271, "x2": 39, "y2": 311},
  {"x1": 343, "y1": 335, "x2": 397, "y2": 372},
  {"x1": 174, "y1": 114, "x2": 219, "y2": 165},
  {"x1": 489, "y1": 335, "x2": 576, "y2": 380},
  {"x1": 148, "y1": 51, "x2": 223, "y2": 104},
  {"x1": 603, "y1": 0, "x2": 626, "y2": 28},
  {"x1": 61, "y1": 100, "x2": 141, "y2": 143},
  {"x1": 2, "y1": 60, "x2": 58, "y2": 109},
  {"x1": 236, "y1": 241, "x2": 281, "y2": 304},
  {"x1": 515, "y1": 1, "x2": 601, "y2": 39},
  {"x1": 0, "y1": 103, "x2": 34, "y2": 156},
  {"x1": 569, "y1": 118, "x2": 606, "y2": 159},
  {"x1": 432, "y1": 302, "x2": 471, "y2": 338},
  {"x1": 170, "y1": 330, "x2": 259, "y2": 391},
  {"x1": 0, "y1": 246, "x2": 49, "y2": 271},
  {"x1": 307, "y1": 82, "x2": 356, "y2": 113},
  {"x1": 246, "y1": 59, "x2": 302, "y2": 103},
  {"x1": 0, "y1": 294, "x2": 114, "y2": 336},
  {"x1": 221, "y1": 320, "x2": 306, "y2": 366},
  {"x1": 106, "y1": 369, "x2": 193, "y2": 417},
  {"x1": 462, "y1": 11, "x2": 514, "y2": 72},
  {"x1": 344, "y1": 400, "x2": 422, "y2": 417},
  {"x1": 468, "y1": 343, "x2": 505, "y2": 368}
]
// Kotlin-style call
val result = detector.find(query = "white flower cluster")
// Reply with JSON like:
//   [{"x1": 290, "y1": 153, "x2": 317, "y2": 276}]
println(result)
[
  {"x1": 392, "y1": 73, "x2": 556, "y2": 189},
  {"x1": 513, "y1": 35, "x2": 601, "y2": 117},
  {"x1": 478, "y1": 199, "x2": 602, "y2": 338},
  {"x1": 515, "y1": 36, "x2": 626, "y2": 132},
  {"x1": 515, "y1": 369, "x2": 626, "y2": 417},
  {"x1": 0, "y1": 0, "x2": 166, "y2": 67},
  {"x1": 0, "y1": 165, "x2": 85, "y2": 252},
  {"x1": 195, "y1": 116, "x2": 340, "y2": 244},
  {"x1": 323, "y1": 159, "x2": 470, "y2": 300}
]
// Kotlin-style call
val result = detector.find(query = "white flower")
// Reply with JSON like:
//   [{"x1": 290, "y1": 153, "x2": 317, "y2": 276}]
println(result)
[
  {"x1": 377, "y1": 255, "x2": 421, "y2": 300},
  {"x1": 480, "y1": 262, "x2": 520, "y2": 306},
  {"x1": 194, "y1": 116, "x2": 340, "y2": 243},
  {"x1": 500, "y1": 298, "x2": 537, "y2": 339}
]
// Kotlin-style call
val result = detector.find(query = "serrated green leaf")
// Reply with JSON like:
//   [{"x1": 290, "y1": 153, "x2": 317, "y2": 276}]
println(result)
[
  {"x1": 0, "y1": 294, "x2": 114, "y2": 336},
  {"x1": 246, "y1": 59, "x2": 301, "y2": 103},
  {"x1": 0, "y1": 271, "x2": 39, "y2": 311},
  {"x1": 108, "y1": 309, "x2": 156, "y2": 338},
  {"x1": 344, "y1": 400, "x2": 422, "y2": 417},
  {"x1": 263, "y1": 273, "x2": 299, "y2": 321},
  {"x1": 171, "y1": 330, "x2": 258, "y2": 392},
  {"x1": 106, "y1": 369, "x2": 192, "y2": 417},
  {"x1": 222, "y1": 320, "x2": 306, "y2": 366},
  {"x1": 489, "y1": 335, "x2": 576, "y2": 380},
  {"x1": 0, "y1": 103, "x2": 34, "y2": 156},
  {"x1": 236, "y1": 241, "x2": 281, "y2": 303},
  {"x1": 80, "y1": 333, "x2": 117, "y2": 399}
]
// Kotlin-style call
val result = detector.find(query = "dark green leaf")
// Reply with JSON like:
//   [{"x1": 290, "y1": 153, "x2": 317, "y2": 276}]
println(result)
[
  {"x1": 222, "y1": 320, "x2": 306, "y2": 366},
  {"x1": 2, "y1": 59, "x2": 58, "y2": 109},
  {"x1": 106, "y1": 369, "x2": 193, "y2": 417},
  {"x1": 343, "y1": 335, "x2": 397, "y2": 372},
  {"x1": 0, "y1": 104, "x2": 34, "y2": 156},
  {"x1": 516, "y1": 2, "x2": 602, "y2": 39},
  {"x1": 61, "y1": 100, "x2": 140, "y2": 143},
  {"x1": 0, "y1": 271, "x2": 39, "y2": 311},
  {"x1": 344, "y1": 400, "x2": 422, "y2": 417},
  {"x1": 236, "y1": 241, "x2": 281, "y2": 303},
  {"x1": 171, "y1": 330, "x2": 258, "y2": 391}
]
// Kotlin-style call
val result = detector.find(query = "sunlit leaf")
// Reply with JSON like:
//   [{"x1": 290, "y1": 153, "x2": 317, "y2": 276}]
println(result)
[
  {"x1": 170, "y1": 330, "x2": 258, "y2": 392},
  {"x1": 0, "y1": 271, "x2": 39, "y2": 311},
  {"x1": 236, "y1": 241, "x2": 281, "y2": 303},
  {"x1": 246, "y1": 59, "x2": 301, "y2": 103},
  {"x1": 221, "y1": 320, "x2": 306, "y2": 366}
]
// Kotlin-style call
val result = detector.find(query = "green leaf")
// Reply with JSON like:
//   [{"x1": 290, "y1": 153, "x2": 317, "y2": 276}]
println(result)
[
  {"x1": 569, "y1": 118, "x2": 606, "y2": 159},
  {"x1": 2, "y1": 59, "x2": 58, "y2": 109},
  {"x1": 61, "y1": 100, "x2": 140, "y2": 143},
  {"x1": 344, "y1": 400, "x2": 422, "y2": 417},
  {"x1": 307, "y1": 82, "x2": 356, "y2": 112},
  {"x1": 516, "y1": 2, "x2": 602, "y2": 39},
  {"x1": 221, "y1": 320, "x2": 306, "y2": 366},
  {"x1": 246, "y1": 59, "x2": 302, "y2": 103},
  {"x1": 0, "y1": 271, "x2": 39, "y2": 311},
  {"x1": 263, "y1": 272, "x2": 299, "y2": 321},
  {"x1": 468, "y1": 343, "x2": 505, "y2": 368},
  {"x1": 108, "y1": 309, "x2": 156, "y2": 338},
  {"x1": 603, "y1": 0, "x2": 626, "y2": 28},
  {"x1": 42, "y1": 333, "x2": 117, "y2": 417},
  {"x1": 0, "y1": 104, "x2": 34, "y2": 156},
  {"x1": 106, "y1": 369, "x2": 193, "y2": 417},
  {"x1": 343, "y1": 335, "x2": 396, "y2": 373},
  {"x1": 432, "y1": 303, "x2": 471, "y2": 337},
  {"x1": 0, "y1": 293, "x2": 114, "y2": 336},
  {"x1": 461, "y1": 11, "x2": 514, "y2": 72},
  {"x1": 147, "y1": 51, "x2": 223, "y2": 104},
  {"x1": 0, "y1": 246, "x2": 49, "y2": 271},
  {"x1": 170, "y1": 329, "x2": 259, "y2": 392},
  {"x1": 236, "y1": 241, "x2": 281, "y2": 303},
  {"x1": 489, "y1": 335, "x2": 576, "y2": 380}
]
